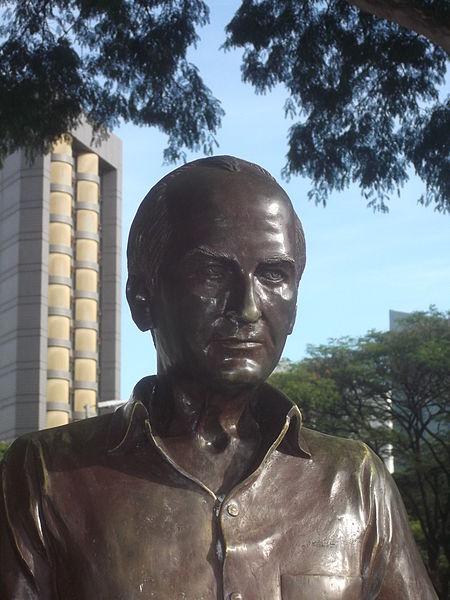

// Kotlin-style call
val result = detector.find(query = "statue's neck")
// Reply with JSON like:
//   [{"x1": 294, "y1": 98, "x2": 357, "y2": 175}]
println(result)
[
  {"x1": 150, "y1": 373, "x2": 262, "y2": 495},
  {"x1": 153, "y1": 373, "x2": 259, "y2": 443}
]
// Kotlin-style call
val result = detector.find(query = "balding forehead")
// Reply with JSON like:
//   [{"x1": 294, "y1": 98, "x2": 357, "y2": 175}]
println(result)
[
  {"x1": 127, "y1": 156, "x2": 305, "y2": 294},
  {"x1": 165, "y1": 168, "x2": 292, "y2": 223},
  {"x1": 161, "y1": 183, "x2": 296, "y2": 272}
]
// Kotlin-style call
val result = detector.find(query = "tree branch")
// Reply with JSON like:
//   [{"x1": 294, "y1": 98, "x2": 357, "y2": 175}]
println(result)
[{"x1": 345, "y1": 0, "x2": 450, "y2": 53}]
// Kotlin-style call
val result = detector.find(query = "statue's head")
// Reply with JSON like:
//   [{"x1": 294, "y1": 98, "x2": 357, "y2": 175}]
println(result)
[{"x1": 127, "y1": 156, "x2": 306, "y2": 392}]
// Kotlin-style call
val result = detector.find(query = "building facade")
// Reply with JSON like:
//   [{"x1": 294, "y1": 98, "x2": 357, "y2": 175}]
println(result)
[{"x1": 0, "y1": 123, "x2": 121, "y2": 440}]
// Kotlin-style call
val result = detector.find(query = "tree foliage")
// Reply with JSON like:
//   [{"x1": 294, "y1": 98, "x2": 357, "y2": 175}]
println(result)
[
  {"x1": 271, "y1": 309, "x2": 450, "y2": 597},
  {"x1": 225, "y1": 0, "x2": 449, "y2": 212},
  {"x1": 0, "y1": 0, "x2": 223, "y2": 164},
  {"x1": 0, "y1": 1, "x2": 448, "y2": 212},
  {"x1": 0, "y1": 441, "x2": 9, "y2": 462}
]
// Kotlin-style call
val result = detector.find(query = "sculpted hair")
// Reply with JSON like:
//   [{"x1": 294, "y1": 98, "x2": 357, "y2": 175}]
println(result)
[{"x1": 127, "y1": 155, "x2": 306, "y2": 295}]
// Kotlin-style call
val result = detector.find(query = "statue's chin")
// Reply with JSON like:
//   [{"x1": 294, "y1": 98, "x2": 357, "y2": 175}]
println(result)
[{"x1": 204, "y1": 357, "x2": 271, "y2": 393}]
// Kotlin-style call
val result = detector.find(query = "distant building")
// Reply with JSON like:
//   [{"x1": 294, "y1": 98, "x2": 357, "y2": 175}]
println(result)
[
  {"x1": 273, "y1": 357, "x2": 292, "y2": 374},
  {"x1": 389, "y1": 309, "x2": 411, "y2": 332},
  {"x1": 0, "y1": 123, "x2": 122, "y2": 440},
  {"x1": 384, "y1": 309, "x2": 420, "y2": 474}
]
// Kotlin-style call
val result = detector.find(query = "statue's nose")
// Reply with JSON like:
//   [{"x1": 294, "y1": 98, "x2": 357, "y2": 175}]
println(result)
[
  {"x1": 227, "y1": 275, "x2": 262, "y2": 323},
  {"x1": 242, "y1": 277, "x2": 262, "y2": 322}
]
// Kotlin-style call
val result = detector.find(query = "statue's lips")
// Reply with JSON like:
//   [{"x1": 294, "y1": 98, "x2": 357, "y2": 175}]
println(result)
[{"x1": 211, "y1": 337, "x2": 264, "y2": 349}]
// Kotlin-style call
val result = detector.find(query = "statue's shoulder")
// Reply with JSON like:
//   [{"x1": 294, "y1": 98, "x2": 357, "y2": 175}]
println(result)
[
  {"x1": 3, "y1": 413, "x2": 115, "y2": 470},
  {"x1": 300, "y1": 426, "x2": 385, "y2": 474}
]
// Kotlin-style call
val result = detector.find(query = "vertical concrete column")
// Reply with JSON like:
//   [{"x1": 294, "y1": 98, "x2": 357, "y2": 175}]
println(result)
[
  {"x1": 99, "y1": 167, "x2": 121, "y2": 408},
  {"x1": 46, "y1": 138, "x2": 74, "y2": 427},
  {"x1": 73, "y1": 153, "x2": 100, "y2": 420}
]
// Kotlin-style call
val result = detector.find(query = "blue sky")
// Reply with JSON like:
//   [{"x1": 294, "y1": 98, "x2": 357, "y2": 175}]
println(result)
[{"x1": 116, "y1": 1, "x2": 450, "y2": 400}]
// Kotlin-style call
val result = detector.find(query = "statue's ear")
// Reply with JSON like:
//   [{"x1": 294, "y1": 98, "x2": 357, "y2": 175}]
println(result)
[{"x1": 126, "y1": 275, "x2": 154, "y2": 331}]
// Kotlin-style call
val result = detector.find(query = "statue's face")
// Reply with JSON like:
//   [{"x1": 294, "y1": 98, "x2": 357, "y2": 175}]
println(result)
[{"x1": 151, "y1": 171, "x2": 299, "y2": 391}]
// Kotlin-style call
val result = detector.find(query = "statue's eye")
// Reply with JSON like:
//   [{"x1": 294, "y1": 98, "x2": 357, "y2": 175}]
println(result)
[
  {"x1": 258, "y1": 268, "x2": 286, "y2": 284},
  {"x1": 202, "y1": 264, "x2": 226, "y2": 281}
]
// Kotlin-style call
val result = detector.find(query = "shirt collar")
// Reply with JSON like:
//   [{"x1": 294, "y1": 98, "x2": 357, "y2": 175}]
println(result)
[{"x1": 107, "y1": 375, "x2": 311, "y2": 459}]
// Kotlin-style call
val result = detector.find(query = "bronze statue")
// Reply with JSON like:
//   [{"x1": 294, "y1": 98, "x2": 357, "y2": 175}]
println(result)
[{"x1": 1, "y1": 156, "x2": 437, "y2": 599}]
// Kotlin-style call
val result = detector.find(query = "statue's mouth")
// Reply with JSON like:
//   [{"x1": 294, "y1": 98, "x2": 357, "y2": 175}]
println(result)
[{"x1": 212, "y1": 337, "x2": 264, "y2": 348}]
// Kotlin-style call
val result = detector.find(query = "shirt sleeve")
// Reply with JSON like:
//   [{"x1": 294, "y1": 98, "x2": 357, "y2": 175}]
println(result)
[
  {"x1": 361, "y1": 445, "x2": 438, "y2": 600},
  {"x1": 0, "y1": 436, "x2": 56, "y2": 600}
]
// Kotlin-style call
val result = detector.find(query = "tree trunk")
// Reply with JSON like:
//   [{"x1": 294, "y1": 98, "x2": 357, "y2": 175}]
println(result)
[{"x1": 345, "y1": 0, "x2": 450, "y2": 53}]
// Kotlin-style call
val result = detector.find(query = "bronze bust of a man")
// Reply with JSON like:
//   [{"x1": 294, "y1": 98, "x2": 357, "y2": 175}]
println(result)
[{"x1": 1, "y1": 156, "x2": 436, "y2": 599}]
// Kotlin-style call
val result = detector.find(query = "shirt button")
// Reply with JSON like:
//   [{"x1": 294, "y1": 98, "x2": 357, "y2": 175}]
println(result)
[
  {"x1": 226, "y1": 502, "x2": 239, "y2": 517},
  {"x1": 229, "y1": 593, "x2": 243, "y2": 600}
]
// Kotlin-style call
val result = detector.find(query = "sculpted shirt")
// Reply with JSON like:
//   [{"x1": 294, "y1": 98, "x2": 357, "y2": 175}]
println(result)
[{"x1": 0, "y1": 376, "x2": 436, "y2": 599}]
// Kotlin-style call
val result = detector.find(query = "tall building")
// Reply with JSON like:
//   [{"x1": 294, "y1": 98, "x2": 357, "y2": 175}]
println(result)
[
  {"x1": 0, "y1": 123, "x2": 121, "y2": 440},
  {"x1": 389, "y1": 309, "x2": 411, "y2": 332}
]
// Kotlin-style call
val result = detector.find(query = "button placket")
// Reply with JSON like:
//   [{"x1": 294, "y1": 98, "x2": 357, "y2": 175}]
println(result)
[{"x1": 220, "y1": 497, "x2": 241, "y2": 600}]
